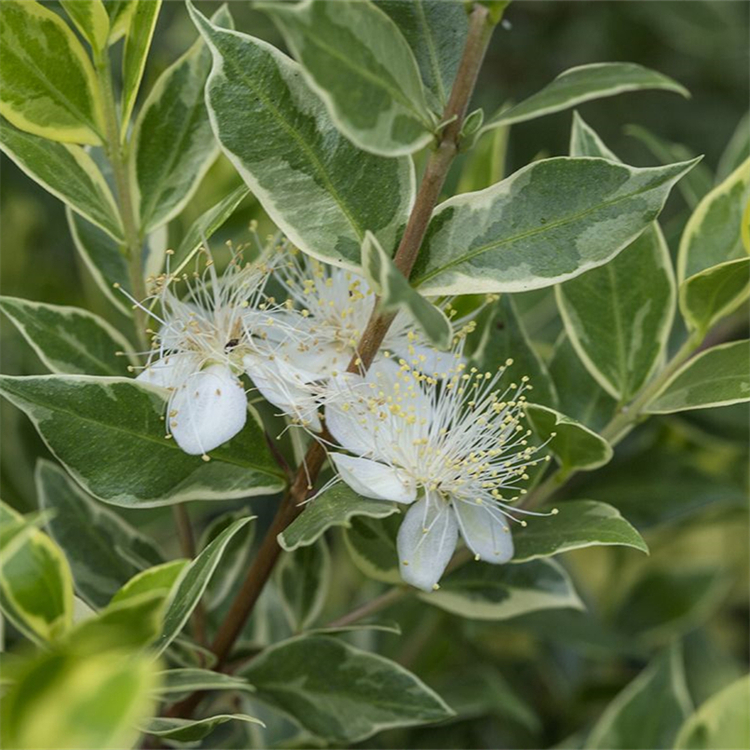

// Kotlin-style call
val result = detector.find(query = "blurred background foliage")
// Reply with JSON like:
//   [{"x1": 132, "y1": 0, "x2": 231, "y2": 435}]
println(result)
[{"x1": 1, "y1": 1, "x2": 748, "y2": 748}]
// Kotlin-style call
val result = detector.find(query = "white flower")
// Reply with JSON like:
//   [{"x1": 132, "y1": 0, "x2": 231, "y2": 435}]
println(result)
[
  {"x1": 274, "y1": 251, "x2": 467, "y2": 377},
  {"x1": 324, "y1": 357, "x2": 551, "y2": 591},
  {"x1": 131, "y1": 250, "x2": 314, "y2": 456}
]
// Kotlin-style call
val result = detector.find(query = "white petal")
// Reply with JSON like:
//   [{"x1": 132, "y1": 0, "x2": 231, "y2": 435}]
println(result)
[
  {"x1": 136, "y1": 352, "x2": 202, "y2": 390},
  {"x1": 244, "y1": 354, "x2": 321, "y2": 432},
  {"x1": 324, "y1": 372, "x2": 379, "y2": 456},
  {"x1": 330, "y1": 454, "x2": 416, "y2": 504},
  {"x1": 169, "y1": 364, "x2": 247, "y2": 455},
  {"x1": 453, "y1": 499, "x2": 514, "y2": 563},
  {"x1": 397, "y1": 493, "x2": 458, "y2": 591}
]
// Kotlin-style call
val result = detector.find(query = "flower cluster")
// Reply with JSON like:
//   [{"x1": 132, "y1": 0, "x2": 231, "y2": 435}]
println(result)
[{"x1": 131, "y1": 239, "x2": 546, "y2": 589}]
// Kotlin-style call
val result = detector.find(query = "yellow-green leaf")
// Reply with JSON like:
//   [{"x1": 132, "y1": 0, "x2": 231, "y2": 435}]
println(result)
[
  {"x1": 0, "y1": 0, "x2": 105, "y2": 144},
  {"x1": 120, "y1": 0, "x2": 162, "y2": 131},
  {"x1": 61, "y1": 0, "x2": 110, "y2": 53},
  {"x1": 680, "y1": 257, "x2": 750, "y2": 336},
  {"x1": 677, "y1": 158, "x2": 750, "y2": 282},
  {"x1": 0, "y1": 501, "x2": 74, "y2": 643}
]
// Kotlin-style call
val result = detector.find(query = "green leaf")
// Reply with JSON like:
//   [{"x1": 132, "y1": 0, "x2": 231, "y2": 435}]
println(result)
[
  {"x1": 0, "y1": 501, "x2": 74, "y2": 642},
  {"x1": 646, "y1": 340, "x2": 750, "y2": 413},
  {"x1": 512, "y1": 500, "x2": 647, "y2": 562},
  {"x1": 156, "y1": 517, "x2": 253, "y2": 653},
  {"x1": 260, "y1": 0, "x2": 433, "y2": 156},
  {"x1": 525, "y1": 403, "x2": 613, "y2": 472},
  {"x1": 61, "y1": 0, "x2": 110, "y2": 53},
  {"x1": 557, "y1": 113, "x2": 677, "y2": 400},
  {"x1": 187, "y1": 1, "x2": 414, "y2": 268},
  {"x1": 674, "y1": 675, "x2": 750, "y2": 750},
  {"x1": 36, "y1": 459, "x2": 164, "y2": 608},
  {"x1": 343, "y1": 513, "x2": 402, "y2": 584},
  {"x1": 276, "y1": 539, "x2": 331, "y2": 632},
  {"x1": 548, "y1": 336, "x2": 617, "y2": 432},
  {"x1": 0, "y1": 375, "x2": 286, "y2": 507},
  {"x1": 677, "y1": 158, "x2": 750, "y2": 282},
  {"x1": 105, "y1": 0, "x2": 137, "y2": 43},
  {"x1": 66, "y1": 588, "x2": 167, "y2": 652},
  {"x1": 279, "y1": 483, "x2": 400, "y2": 552},
  {"x1": 574, "y1": 440, "x2": 747, "y2": 530},
  {"x1": 142, "y1": 714, "x2": 264, "y2": 742},
  {"x1": 171, "y1": 184, "x2": 250, "y2": 275},
  {"x1": 717, "y1": 112, "x2": 750, "y2": 184},
  {"x1": 421, "y1": 558, "x2": 583, "y2": 620},
  {"x1": 362, "y1": 231, "x2": 452, "y2": 349},
  {"x1": 0, "y1": 648, "x2": 159, "y2": 750},
  {"x1": 110, "y1": 560, "x2": 187, "y2": 607},
  {"x1": 310, "y1": 620, "x2": 402, "y2": 636},
  {"x1": 483, "y1": 62, "x2": 688, "y2": 133},
  {"x1": 680, "y1": 257, "x2": 750, "y2": 336},
  {"x1": 0, "y1": 0, "x2": 105, "y2": 144},
  {"x1": 120, "y1": 0, "x2": 162, "y2": 131},
  {"x1": 411, "y1": 156, "x2": 699, "y2": 296},
  {"x1": 66, "y1": 208, "x2": 130, "y2": 314},
  {"x1": 199, "y1": 510, "x2": 255, "y2": 608},
  {"x1": 585, "y1": 646, "x2": 692, "y2": 749},
  {"x1": 0, "y1": 296, "x2": 136, "y2": 376},
  {"x1": 0, "y1": 119, "x2": 123, "y2": 240},
  {"x1": 130, "y1": 7, "x2": 229, "y2": 233},
  {"x1": 243, "y1": 635, "x2": 453, "y2": 743},
  {"x1": 615, "y1": 568, "x2": 728, "y2": 641},
  {"x1": 153, "y1": 668, "x2": 254, "y2": 698},
  {"x1": 468, "y1": 295, "x2": 558, "y2": 407},
  {"x1": 624, "y1": 124, "x2": 713, "y2": 209},
  {"x1": 377, "y1": 0, "x2": 468, "y2": 113}
]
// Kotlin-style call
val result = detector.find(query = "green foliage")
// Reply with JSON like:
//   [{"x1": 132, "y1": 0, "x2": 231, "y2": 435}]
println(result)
[
  {"x1": 558, "y1": 114, "x2": 677, "y2": 400},
  {"x1": 119, "y1": 0, "x2": 162, "y2": 130},
  {"x1": 243, "y1": 635, "x2": 454, "y2": 743},
  {"x1": 0, "y1": 119, "x2": 123, "y2": 239},
  {"x1": 422, "y1": 559, "x2": 583, "y2": 620},
  {"x1": 377, "y1": 0, "x2": 468, "y2": 113},
  {"x1": 36, "y1": 459, "x2": 163, "y2": 608},
  {"x1": 1, "y1": 647, "x2": 159, "y2": 750},
  {"x1": 261, "y1": 0, "x2": 435, "y2": 156},
  {"x1": 362, "y1": 230, "x2": 452, "y2": 348},
  {"x1": 0, "y1": 375, "x2": 285, "y2": 506},
  {"x1": 483, "y1": 62, "x2": 688, "y2": 133},
  {"x1": 646, "y1": 340, "x2": 750, "y2": 413},
  {"x1": 61, "y1": 0, "x2": 110, "y2": 54},
  {"x1": 678, "y1": 158, "x2": 750, "y2": 281},
  {"x1": 153, "y1": 668, "x2": 255, "y2": 699},
  {"x1": 0, "y1": 1, "x2": 746, "y2": 747},
  {"x1": 0, "y1": 0, "x2": 105, "y2": 144},
  {"x1": 187, "y1": 0, "x2": 414, "y2": 266},
  {"x1": 525, "y1": 403, "x2": 613, "y2": 472},
  {"x1": 469, "y1": 294, "x2": 558, "y2": 406},
  {"x1": 585, "y1": 646, "x2": 692, "y2": 749},
  {"x1": 680, "y1": 258, "x2": 750, "y2": 336},
  {"x1": 275, "y1": 538, "x2": 331, "y2": 631},
  {"x1": 411, "y1": 156, "x2": 698, "y2": 295},
  {"x1": 156, "y1": 517, "x2": 253, "y2": 653},
  {"x1": 0, "y1": 500, "x2": 74, "y2": 643},
  {"x1": 130, "y1": 5, "x2": 229, "y2": 233},
  {"x1": 279, "y1": 483, "x2": 400, "y2": 551},
  {"x1": 674, "y1": 675, "x2": 750, "y2": 750},
  {"x1": 142, "y1": 714, "x2": 264, "y2": 742},
  {"x1": 171, "y1": 184, "x2": 250, "y2": 274},
  {"x1": 0, "y1": 296, "x2": 136, "y2": 376},
  {"x1": 512, "y1": 500, "x2": 648, "y2": 561}
]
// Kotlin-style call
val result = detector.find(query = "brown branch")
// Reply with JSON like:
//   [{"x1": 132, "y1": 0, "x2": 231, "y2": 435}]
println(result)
[{"x1": 169, "y1": 3, "x2": 495, "y2": 718}]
